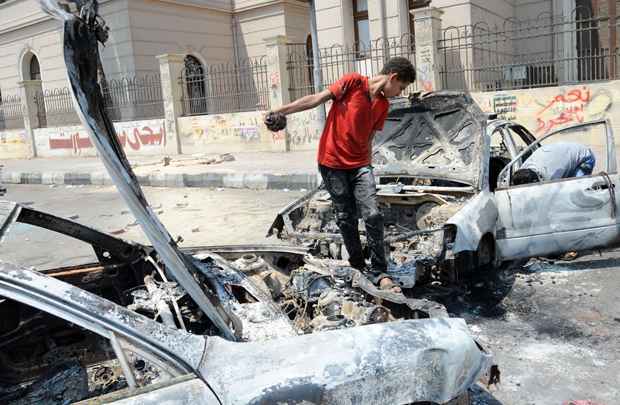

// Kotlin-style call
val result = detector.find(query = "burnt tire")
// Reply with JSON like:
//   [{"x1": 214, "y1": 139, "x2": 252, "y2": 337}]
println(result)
[
  {"x1": 469, "y1": 237, "x2": 515, "y2": 303},
  {"x1": 409, "y1": 390, "x2": 470, "y2": 405}
]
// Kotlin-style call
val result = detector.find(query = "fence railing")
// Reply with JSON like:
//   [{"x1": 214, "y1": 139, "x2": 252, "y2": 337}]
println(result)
[
  {"x1": 439, "y1": 4, "x2": 620, "y2": 91},
  {"x1": 34, "y1": 74, "x2": 165, "y2": 128},
  {"x1": 35, "y1": 88, "x2": 80, "y2": 128},
  {"x1": 179, "y1": 57, "x2": 270, "y2": 116},
  {"x1": 0, "y1": 94, "x2": 25, "y2": 130},
  {"x1": 287, "y1": 34, "x2": 417, "y2": 102},
  {"x1": 102, "y1": 74, "x2": 164, "y2": 122}
]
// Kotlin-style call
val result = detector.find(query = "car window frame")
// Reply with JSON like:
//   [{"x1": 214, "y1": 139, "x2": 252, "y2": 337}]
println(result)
[
  {"x1": 0, "y1": 264, "x2": 201, "y2": 390},
  {"x1": 496, "y1": 119, "x2": 615, "y2": 190}
]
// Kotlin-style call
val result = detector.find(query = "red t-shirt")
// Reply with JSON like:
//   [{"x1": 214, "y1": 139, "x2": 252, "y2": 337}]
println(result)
[{"x1": 317, "y1": 72, "x2": 389, "y2": 169}]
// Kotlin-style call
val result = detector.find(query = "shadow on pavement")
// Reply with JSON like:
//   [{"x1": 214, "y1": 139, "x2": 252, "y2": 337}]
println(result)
[{"x1": 471, "y1": 384, "x2": 504, "y2": 405}]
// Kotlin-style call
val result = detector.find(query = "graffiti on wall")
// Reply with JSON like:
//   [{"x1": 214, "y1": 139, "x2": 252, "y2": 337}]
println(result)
[
  {"x1": 473, "y1": 83, "x2": 616, "y2": 138},
  {"x1": 0, "y1": 130, "x2": 27, "y2": 146},
  {"x1": 186, "y1": 114, "x2": 264, "y2": 143},
  {"x1": 0, "y1": 129, "x2": 30, "y2": 159},
  {"x1": 416, "y1": 46, "x2": 434, "y2": 93},
  {"x1": 48, "y1": 125, "x2": 166, "y2": 153},
  {"x1": 287, "y1": 107, "x2": 323, "y2": 149},
  {"x1": 35, "y1": 119, "x2": 167, "y2": 157},
  {"x1": 178, "y1": 111, "x2": 286, "y2": 154},
  {"x1": 535, "y1": 86, "x2": 612, "y2": 134}
]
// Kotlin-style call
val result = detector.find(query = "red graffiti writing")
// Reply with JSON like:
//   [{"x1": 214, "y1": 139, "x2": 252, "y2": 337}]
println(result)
[
  {"x1": 49, "y1": 125, "x2": 166, "y2": 153},
  {"x1": 536, "y1": 87, "x2": 591, "y2": 134}
]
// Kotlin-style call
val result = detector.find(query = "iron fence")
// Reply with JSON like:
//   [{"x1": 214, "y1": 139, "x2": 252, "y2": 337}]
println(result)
[
  {"x1": 439, "y1": 3, "x2": 620, "y2": 91},
  {"x1": 34, "y1": 74, "x2": 165, "y2": 128},
  {"x1": 180, "y1": 57, "x2": 270, "y2": 116},
  {"x1": 287, "y1": 34, "x2": 417, "y2": 102},
  {"x1": 102, "y1": 74, "x2": 164, "y2": 121},
  {"x1": 0, "y1": 94, "x2": 25, "y2": 130},
  {"x1": 35, "y1": 88, "x2": 80, "y2": 128}
]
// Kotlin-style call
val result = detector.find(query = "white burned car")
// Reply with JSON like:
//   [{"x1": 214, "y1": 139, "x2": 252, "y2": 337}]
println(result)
[{"x1": 270, "y1": 92, "x2": 620, "y2": 289}]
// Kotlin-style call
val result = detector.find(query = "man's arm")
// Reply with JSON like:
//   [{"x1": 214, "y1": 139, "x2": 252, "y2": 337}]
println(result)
[{"x1": 272, "y1": 89, "x2": 333, "y2": 116}]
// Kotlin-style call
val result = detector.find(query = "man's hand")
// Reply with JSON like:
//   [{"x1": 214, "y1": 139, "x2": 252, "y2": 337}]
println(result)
[{"x1": 264, "y1": 111, "x2": 287, "y2": 132}]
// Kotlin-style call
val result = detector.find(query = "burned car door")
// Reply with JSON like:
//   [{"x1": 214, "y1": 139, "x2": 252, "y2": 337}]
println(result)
[{"x1": 494, "y1": 120, "x2": 620, "y2": 260}]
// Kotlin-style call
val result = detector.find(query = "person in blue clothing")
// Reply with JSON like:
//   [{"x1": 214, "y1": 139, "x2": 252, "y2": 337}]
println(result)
[{"x1": 512, "y1": 142, "x2": 596, "y2": 185}]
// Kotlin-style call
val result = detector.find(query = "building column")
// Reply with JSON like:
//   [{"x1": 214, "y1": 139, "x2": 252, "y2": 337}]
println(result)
[
  {"x1": 264, "y1": 35, "x2": 292, "y2": 151},
  {"x1": 413, "y1": 7, "x2": 444, "y2": 92},
  {"x1": 18, "y1": 80, "x2": 43, "y2": 158},
  {"x1": 157, "y1": 53, "x2": 185, "y2": 155},
  {"x1": 554, "y1": 0, "x2": 577, "y2": 84}
]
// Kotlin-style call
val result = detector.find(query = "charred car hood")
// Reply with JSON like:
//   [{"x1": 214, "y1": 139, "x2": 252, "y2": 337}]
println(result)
[{"x1": 372, "y1": 92, "x2": 486, "y2": 188}]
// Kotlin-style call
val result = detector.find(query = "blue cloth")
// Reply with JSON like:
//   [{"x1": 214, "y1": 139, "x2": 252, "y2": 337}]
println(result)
[{"x1": 573, "y1": 154, "x2": 596, "y2": 177}]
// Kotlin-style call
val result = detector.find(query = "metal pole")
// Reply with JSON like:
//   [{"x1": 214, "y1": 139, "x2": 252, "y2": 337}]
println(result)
[{"x1": 309, "y1": 0, "x2": 326, "y2": 126}]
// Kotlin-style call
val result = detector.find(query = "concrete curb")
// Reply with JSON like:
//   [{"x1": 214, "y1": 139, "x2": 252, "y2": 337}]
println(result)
[{"x1": 1, "y1": 170, "x2": 318, "y2": 190}]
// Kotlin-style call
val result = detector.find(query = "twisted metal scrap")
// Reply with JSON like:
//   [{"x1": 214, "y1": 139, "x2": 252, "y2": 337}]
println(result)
[{"x1": 39, "y1": 0, "x2": 239, "y2": 340}]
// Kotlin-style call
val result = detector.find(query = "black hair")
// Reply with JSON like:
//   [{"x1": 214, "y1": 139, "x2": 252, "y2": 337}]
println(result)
[
  {"x1": 512, "y1": 168, "x2": 540, "y2": 185},
  {"x1": 380, "y1": 57, "x2": 416, "y2": 83}
]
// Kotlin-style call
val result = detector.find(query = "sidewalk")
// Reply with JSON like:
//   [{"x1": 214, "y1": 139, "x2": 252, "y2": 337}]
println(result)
[{"x1": 0, "y1": 151, "x2": 319, "y2": 190}]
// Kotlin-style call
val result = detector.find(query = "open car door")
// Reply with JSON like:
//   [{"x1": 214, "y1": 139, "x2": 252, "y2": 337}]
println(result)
[{"x1": 494, "y1": 120, "x2": 620, "y2": 261}]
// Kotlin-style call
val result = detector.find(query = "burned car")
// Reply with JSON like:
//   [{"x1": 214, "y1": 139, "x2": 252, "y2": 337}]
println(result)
[
  {"x1": 0, "y1": 1, "x2": 496, "y2": 404},
  {"x1": 0, "y1": 202, "x2": 495, "y2": 404},
  {"x1": 270, "y1": 92, "x2": 620, "y2": 290}
]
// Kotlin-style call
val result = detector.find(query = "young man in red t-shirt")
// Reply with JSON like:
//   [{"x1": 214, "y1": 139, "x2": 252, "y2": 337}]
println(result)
[{"x1": 265, "y1": 57, "x2": 416, "y2": 291}]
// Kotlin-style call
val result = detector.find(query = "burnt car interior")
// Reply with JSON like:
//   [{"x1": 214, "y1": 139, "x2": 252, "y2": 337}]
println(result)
[
  {"x1": 0, "y1": 304, "x2": 126, "y2": 403},
  {"x1": 489, "y1": 124, "x2": 537, "y2": 191}
]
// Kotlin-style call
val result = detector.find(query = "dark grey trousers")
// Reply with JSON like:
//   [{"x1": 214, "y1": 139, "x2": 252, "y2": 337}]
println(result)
[{"x1": 319, "y1": 164, "x2": 387, "y2": 278}]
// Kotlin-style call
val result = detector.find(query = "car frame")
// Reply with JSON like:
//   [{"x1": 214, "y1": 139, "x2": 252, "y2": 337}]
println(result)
[{"x1": 270, "y1": 92, "x2": 620, "y2": 286}]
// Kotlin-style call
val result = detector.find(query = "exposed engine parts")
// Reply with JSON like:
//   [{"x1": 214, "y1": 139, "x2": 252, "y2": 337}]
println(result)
[{"x1": 271, "y1": 185, "x2": 469, "y2": 287}]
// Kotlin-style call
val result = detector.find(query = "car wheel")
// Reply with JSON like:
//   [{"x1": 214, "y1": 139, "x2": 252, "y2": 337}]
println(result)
[
  {"x1": 408, "y1": 391, "x2": 471, "y2": 405},
  {"x1": 471, "y1": 236, "x2": 516, "y2": 302}
]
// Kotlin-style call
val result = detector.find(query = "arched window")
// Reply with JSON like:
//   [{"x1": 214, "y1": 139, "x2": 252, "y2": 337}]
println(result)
[
  {"x1": 183, "y1": 55, "x2": 207, "y2": 114},
  {"x1": 29, "y1": 55, "x2": 41, "y2": 81}
]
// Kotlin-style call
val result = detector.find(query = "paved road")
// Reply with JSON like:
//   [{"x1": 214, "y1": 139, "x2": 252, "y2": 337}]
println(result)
[
  {"x1": 0, "y1": 184, "x2": 302, "y2": 269},
  {"x1": 1, "y1": 184, "x2": 619, "y2": 404}
]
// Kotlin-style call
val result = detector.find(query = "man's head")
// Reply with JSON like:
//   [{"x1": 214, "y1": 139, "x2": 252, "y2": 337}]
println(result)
[
  {"x1": 512, "y1": 168, "x2": 540, "y2": 185},
  {"x1": 380, "y1": 57, "x2": 416, "y2": 98}
]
